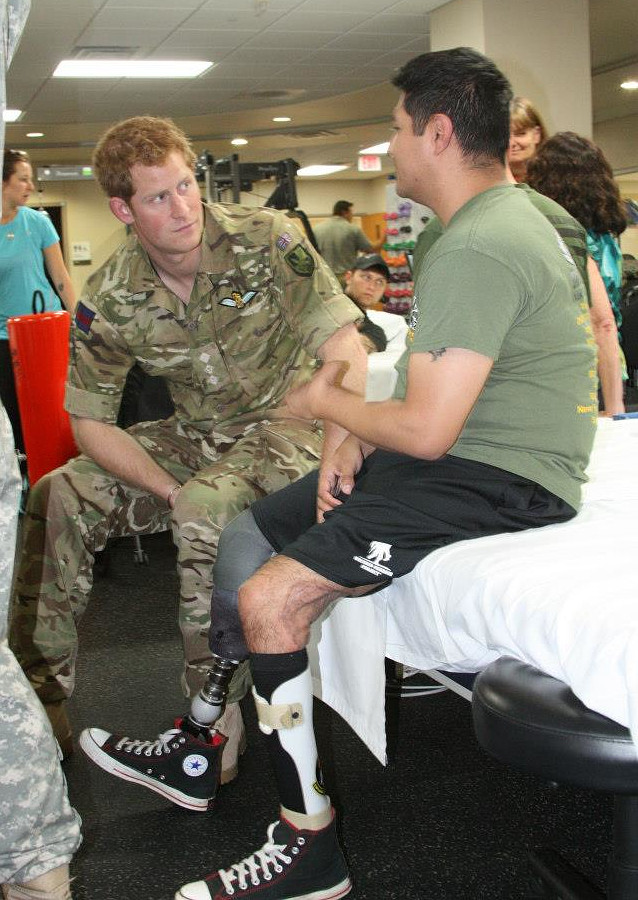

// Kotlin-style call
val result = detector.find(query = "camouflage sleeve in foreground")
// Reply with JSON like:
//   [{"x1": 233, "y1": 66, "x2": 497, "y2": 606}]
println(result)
[
  {"x1": 0, "y1": 404, "x2": 19, "y2": 634},
  {"x1": 267, "y1": 210, "x2": 362, "y2": 357},
  {"x1": 0, "y1": 407, "x2": 81, "y2": 882}
]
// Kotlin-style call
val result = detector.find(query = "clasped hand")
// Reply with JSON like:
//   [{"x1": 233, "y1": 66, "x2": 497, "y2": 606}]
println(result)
[{"x1": 284, "y1": 359, "x2": 348, "y2": 421}]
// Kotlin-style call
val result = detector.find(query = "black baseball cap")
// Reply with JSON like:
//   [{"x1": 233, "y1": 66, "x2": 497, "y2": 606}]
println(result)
[{"x1": 352, "y1": 254, "x2": 390, "y2": 280}]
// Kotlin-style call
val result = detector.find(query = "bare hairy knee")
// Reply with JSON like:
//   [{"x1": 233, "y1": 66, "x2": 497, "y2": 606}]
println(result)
[{"x1": 238, "y1": 555, "x2": 348, "y2": 652}]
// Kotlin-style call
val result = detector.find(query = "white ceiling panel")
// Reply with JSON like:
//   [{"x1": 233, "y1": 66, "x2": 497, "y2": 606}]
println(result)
[
  {"x1": 73, "y1": 27, "x2": 179, "y2": 50},
  {"x1": 242, "y1": 30, "x2": 342, "y2": 49},
  {"x1": 304, "y1": 0, "x2": 401, "y2": 10},
  {"x1": 353, "y1": 13, "x2": 428, "y2": 34},
  {"x1": 183, "y1": 6, "x2": 289, "y2": 31},
  {"x1": 156, "y1": 31, "x2": 256, "y2": 52},
  {"x1": 3, "y1": 0, "x2": 636, "y2": 178},
  {"x1": 269, "y1": 11, "x2": 377, "y2": 32},
  {"x1": 88, "y1": 6, "x2": 191, "y2": 29},
  {"x1": 390, "y1": 0, "x2": 447, "y2": 12},
  {"x1": 212, "y1": 46, "x2": 309, "y2": 66},
  {"x1": 324, "y1": 31, "x2": 421, "y2": 52},
  {"x1": 26, "y1": 0, "x2": 105, "y2": 27},
  {"x1": 106, "y1": 0, "x2": 203, "y2": 7},
  {"x1": 197, "y1": 0, "x2": 304, "y2": 10}
]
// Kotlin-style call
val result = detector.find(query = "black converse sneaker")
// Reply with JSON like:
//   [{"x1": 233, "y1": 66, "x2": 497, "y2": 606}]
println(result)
[
  {"x1": 79, "y1": 718, "x2": 226, "y2": 811},
  {"x1": 175, "y1": 811, "x2": 352, "y2": 899}
]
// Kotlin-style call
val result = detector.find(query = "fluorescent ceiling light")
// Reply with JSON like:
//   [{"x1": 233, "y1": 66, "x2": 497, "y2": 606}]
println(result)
[
  {"x1": 297, "y1": 165, "x2": 349, "y2": 177},
  {"x1": 3, "y1": 109, "x2": 22, "y2": 122},
  {"x1": 360, "y1": 141, "x2": 390, "y2": 154},
  {"x1": 26, "y1": 131, "x2": 44, "y2": 137},
  {"x1": 53, "y1": 60, "x2": 213, "y2": 78},
  {"x1": 231, "y1": 137, "x2": 248, "y2": 146},
  {"x1": 621, "y1": 80, "x2": 638, "y2": 90},
  {"x1": 273, "y1": 116, "x2": 291, "y2": 122}
]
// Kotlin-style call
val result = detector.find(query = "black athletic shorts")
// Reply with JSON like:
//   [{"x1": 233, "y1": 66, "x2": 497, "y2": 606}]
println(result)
[{"x1": 251, "y1": 450, "x2": 576, "y2": 589}]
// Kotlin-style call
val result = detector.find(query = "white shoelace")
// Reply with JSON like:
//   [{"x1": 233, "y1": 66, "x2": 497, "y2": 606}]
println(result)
[
  {"x1": 218, "y1": 821, "x2": 301, "y2": 892},
  {"x1": 114, "y1": 727, "x2": 185, "y2": 757}
]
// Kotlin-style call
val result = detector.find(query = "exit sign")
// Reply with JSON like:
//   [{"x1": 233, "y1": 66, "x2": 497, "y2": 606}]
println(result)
[{"x1": 358, "y1": 154, "x2": 382, "y2": 172}]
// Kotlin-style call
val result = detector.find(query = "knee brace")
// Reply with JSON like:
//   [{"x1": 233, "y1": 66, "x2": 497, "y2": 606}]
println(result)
[{"x1": 252, "y1": 662, "x2": 329, "y2": 818}]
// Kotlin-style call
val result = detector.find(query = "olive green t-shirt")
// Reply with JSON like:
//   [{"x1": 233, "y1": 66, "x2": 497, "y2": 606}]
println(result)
[
  {"x1": 314, "y1": 215, "x2": 373, "y2": 276},
  {"x1": 412, "y1": 183, "x2": 590, "y2": 303},
  {"x1": 394, "y1": 184, "x2": 597, "y2": 510}
]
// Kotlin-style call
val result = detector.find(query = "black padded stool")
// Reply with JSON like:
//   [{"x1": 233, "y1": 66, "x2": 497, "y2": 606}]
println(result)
[{"x1": 472, "y1": 657, "x2": 638, "y2": 899}]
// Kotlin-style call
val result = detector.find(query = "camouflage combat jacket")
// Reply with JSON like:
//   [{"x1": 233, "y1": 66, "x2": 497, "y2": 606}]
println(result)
[{"x1": 65, "y1": 204, "x2": 361, "y2": 434}]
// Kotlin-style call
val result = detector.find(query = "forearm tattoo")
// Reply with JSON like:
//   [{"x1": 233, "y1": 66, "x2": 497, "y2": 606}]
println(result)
[{"x1": 429, "y1": 347, "x2": 447, "y2": 361}]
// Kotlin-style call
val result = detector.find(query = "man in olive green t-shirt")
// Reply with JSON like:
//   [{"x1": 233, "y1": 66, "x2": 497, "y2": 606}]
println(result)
[
  {"x1": 79, "y1": 51, "x2": 598, "y2": 900},
  {"x1": 314, "y1": 200, "x2": 384, "y2": 285}
]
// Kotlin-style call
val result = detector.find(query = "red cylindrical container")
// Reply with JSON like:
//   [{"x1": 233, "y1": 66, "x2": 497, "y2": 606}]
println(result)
[{"x1": 8, "y1": 310, "x2": 78, "y2": 484}]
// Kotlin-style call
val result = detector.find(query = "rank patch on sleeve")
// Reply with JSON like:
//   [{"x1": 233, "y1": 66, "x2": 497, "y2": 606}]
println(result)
[
  {"x1": 75, "y1": 301, "x2": 96, "y2": 335},
  {"x1": 284, "y1": 243, "x2": 315, "y2": 277}
]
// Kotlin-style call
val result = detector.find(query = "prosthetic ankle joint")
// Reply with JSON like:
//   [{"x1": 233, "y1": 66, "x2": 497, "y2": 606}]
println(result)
[{"x1": 186, "y1": 653, "x2": 239, "y2": 731}]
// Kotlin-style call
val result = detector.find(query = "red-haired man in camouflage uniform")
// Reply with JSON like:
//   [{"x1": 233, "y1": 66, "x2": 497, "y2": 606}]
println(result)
[{"x1": 9, "y1": 116, "x2": 366, "y2": 784}]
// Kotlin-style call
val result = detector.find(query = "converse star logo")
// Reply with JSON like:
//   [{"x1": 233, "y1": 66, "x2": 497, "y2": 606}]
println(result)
[
  {"x1": 353, "y1": 541, "x2": 393, "y2": 578},
  {"x1": 219, "y1": 290, "x2": 257, "y2": 309},
  {"x1": 182, "y1": 753, "x2": 209, "y2": 777}
]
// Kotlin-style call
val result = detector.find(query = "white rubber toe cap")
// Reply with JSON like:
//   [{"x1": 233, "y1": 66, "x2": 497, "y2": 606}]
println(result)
[
  {"x1": 174, "y1": 881, "x2": 212, "y2": 900},
  {"x1": 79, "y1": 727, "x2": 110, "y2": 749}
]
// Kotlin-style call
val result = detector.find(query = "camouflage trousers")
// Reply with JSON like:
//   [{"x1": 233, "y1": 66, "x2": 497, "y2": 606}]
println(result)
[
  {"x1": 0, "y1": 406, "x2": 81, "y2": 885},
  {"x1": 9, "y1": 415, "x2": 322, "y2": 705}
]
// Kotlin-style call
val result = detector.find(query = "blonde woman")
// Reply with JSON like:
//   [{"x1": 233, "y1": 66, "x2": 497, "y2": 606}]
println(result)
[{"x1": 508, "y1": 97, "x2": 548, "y2": 183}]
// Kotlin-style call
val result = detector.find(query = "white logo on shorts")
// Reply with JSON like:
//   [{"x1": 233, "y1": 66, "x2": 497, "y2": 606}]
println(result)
[
  {"x1": 353, "y1": 540, "x2": 394, "y2": 578},
  {"x1": 182, "y1": 753, "x2": 209, "y2": 777}
]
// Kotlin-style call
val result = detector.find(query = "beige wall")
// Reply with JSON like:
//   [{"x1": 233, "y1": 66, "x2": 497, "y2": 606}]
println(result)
[
  {"x1": 431, "y1": 0, "x2": 592, "y2": 137},
  {"x1": 32, "y1": 180, "x2": 125, "y2": 296},
  {"x1": 294, "y1": 177, "x2": 388, "y2": 217},
  {"x1": 621, "y1": 230, "x2": 638, "y2": 258},
  {"x1": 485, "y1": 0, "x2": 592, "y2": 137}
]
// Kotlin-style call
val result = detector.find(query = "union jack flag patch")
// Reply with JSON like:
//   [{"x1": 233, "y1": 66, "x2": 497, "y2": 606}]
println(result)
[{"x1": 276, "y1": 232, "x2": 293, "y2": 251}]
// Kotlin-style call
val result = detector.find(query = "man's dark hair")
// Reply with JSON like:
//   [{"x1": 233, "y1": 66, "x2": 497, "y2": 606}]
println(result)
[
  {"x1": 392, "y1": 47, "x2": 513, "y2": 164},
  {"x1": 333, "y1": 200, "x2": 353, "y2": 216}
]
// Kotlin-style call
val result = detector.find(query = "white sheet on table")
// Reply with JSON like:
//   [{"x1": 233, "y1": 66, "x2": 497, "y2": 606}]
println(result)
[{"x1": 309, "y1": 417, "x2": 638, "y2": 764}]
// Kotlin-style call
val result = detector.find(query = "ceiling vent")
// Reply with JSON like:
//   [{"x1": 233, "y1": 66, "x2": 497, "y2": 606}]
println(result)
[
  {"x1": 71, "y1": 46, "x2": 140, "y2": 59},
  {"x1": 240, "y1": 88, "x2": 306, "y2": 102},
  {"x1": 284, "y1": 130, "x2": 341, "y2": 139}
]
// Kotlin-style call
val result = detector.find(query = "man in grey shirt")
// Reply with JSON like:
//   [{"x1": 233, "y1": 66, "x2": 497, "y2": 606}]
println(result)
[{"x1": 314, "y1": 200, "x2": 384, "y2": 285}]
